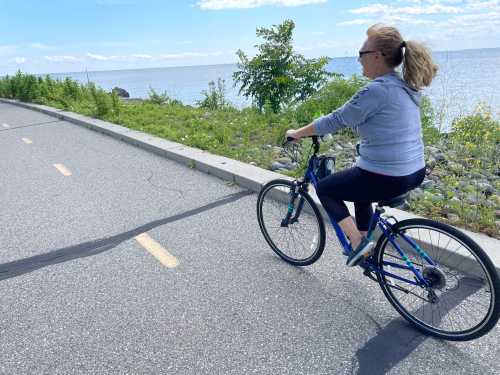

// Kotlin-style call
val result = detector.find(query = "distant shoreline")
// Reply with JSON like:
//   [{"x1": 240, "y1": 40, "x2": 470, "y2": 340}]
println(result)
[{"x1": 27, "y1": 46, "x2": 500, "y2": 77}]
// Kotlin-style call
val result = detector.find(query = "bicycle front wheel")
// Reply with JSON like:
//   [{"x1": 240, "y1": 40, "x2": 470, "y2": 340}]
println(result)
[
  {"x1": 375, "y1": 218, "x2": 500, "y2": 341},
  {"x1": 257, "y1": 179, "x2": 326, "y2": 266}
]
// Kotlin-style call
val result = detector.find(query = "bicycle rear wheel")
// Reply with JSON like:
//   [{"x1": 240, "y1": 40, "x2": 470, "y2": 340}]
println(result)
[
  {"x1": 375, "y1": 218, "x2": 500, "y2": 341},
  {"x1": 257, "y1": 179, "x2": 326, "y2": 266}
]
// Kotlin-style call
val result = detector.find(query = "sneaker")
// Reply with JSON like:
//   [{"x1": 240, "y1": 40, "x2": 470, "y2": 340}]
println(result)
[{"x1": 346, "y1": 237, "x2": 374, "y2": 267}]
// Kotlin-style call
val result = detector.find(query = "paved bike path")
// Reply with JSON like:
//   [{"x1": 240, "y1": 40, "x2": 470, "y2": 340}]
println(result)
[{"x1": 1, "y1": 102, "x2": 498, "y2": 374}]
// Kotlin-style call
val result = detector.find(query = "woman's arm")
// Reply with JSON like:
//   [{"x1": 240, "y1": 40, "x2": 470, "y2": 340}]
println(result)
[{"x1": 286, "y1": 122, "x2": 316, "y2": 141}]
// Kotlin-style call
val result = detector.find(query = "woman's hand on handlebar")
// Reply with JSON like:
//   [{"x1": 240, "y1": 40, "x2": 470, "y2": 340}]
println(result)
[{"x1": 285, "y1": 129, "x2": 301, "y2": 143}]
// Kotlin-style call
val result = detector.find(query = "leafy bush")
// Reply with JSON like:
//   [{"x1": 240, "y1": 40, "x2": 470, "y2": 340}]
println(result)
[
  {"x1": 449, "y1": 105, "x2": 499, "y2": 157},
  {"x1": 293, "y1": 75, "x2": 365, "y2": 125},
  {"x1": 196, "y1": 78, "x2": 231, "y2": 110},
  {"x1": 147, "y1": 87, "x2": 171, "y2": 105},
  {"x1": 420, "y1": 96, "x2": 441, "y2": 144}
]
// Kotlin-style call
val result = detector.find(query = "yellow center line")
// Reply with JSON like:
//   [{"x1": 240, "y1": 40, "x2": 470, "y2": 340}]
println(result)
[
  {"x1": 135, "y1": 233, "x2": 179, "y2": 268},
  {"x1": 22, "y1": 137, "x2": 33, "y2": 144},
  {"x1": 53, "y1": 163, "x2": 72, "y2": 176}
]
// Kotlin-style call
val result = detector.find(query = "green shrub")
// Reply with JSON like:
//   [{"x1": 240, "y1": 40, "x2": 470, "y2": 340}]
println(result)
[
  {"x1": 147, "y1": 87, "x2": 170, "y2": 105},
  {"x1": 293, "y1": 75, "x2": 365, "y2": 125},
  {"x1": 420, "y1": 96, "x2": 441, "y2": 144},
  {"x1": 196, "y1": 78, "x2": 231, "y2": 110},
  {"x1": 449, "y1": 105, "x2": 499, "y2": 157}
]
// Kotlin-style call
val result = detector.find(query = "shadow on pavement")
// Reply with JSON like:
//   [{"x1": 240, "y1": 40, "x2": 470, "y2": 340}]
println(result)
[
  {"x1": 0, "y1": 190, "x2": 253, "y2": 281},
  {"x1": 354, "y1": 277, "x2": 483, "y2": 375}
]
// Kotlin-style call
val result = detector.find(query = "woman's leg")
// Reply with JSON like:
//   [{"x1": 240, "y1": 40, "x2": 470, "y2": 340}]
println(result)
[{"x1": 316, "y1": 168, "x2": 368, "y2": 248}]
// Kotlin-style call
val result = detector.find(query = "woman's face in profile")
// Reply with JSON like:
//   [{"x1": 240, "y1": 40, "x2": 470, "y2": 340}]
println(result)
[{"x1": 358, "y1": 37, "x2": 379, "y2": 79}]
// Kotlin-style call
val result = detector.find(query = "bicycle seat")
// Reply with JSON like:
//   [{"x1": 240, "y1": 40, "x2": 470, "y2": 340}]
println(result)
[{"x1": 377, "y1": 193, "x2": 409, "y2": 208}]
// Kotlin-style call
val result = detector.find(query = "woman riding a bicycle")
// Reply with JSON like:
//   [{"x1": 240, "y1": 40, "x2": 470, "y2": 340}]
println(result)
[{"x1": 286, "y1": 23, "x2": 438, "y2": 267}]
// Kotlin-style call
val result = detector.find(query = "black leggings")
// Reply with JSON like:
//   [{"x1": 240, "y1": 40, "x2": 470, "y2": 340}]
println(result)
[{"x1": 316, "y1": 167, "x2": 425, "y2": 231}]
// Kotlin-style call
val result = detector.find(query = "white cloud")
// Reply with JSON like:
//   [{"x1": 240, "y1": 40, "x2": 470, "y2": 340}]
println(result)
[
  {"x1": 158, "y1": 51, "x2": 222, "y2": 59},
  {"x1": 131, "y1": 54, "x2": 153, "y2": 59},
  {"x1": 197, "y1": 0, "x2": 326, "y2": 10},
  {"x1": 86, "y1": 53, "x2": 109, "y2": 60},
  {"x1": 338, "y1": 19, "x2": 374, "y2": 26},
  {"x1": 466, "y1": 0, "x2": 499, "y2": 11},
  {"x1": 0, "y1": 45, "x2": 17, "y2": 56},
  {"x1": 350, "y1": 3, "x2": 462, "y2": 16},
  {"x1": 30, "y1": 43, "x2": 50, "y2": 49},
  {"x1": 44, "y1": 55, "x2": 81, "y2": 62},
  {"x1": 14, "y1": 57, "x2": 26, "y2": 64}
]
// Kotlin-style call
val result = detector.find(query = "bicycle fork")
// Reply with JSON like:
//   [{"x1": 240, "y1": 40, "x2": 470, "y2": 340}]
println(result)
[{"x1": 281, "y1": 182, "x2": 307, "y2": 227}]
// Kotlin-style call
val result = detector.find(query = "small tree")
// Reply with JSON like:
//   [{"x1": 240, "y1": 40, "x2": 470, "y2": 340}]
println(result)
[{"x1": 233, "y1": 20, "x2": 330, "y2": 113}]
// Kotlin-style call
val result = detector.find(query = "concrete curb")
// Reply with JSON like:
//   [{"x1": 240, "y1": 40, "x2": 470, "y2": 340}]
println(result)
[{"x1": 2, "y1": 98, "x2": 499, "y2": 273}]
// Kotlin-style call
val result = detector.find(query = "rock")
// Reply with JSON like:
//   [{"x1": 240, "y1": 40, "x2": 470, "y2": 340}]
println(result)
[
  {"x1": 276, "y1": 157, "x2": 292, "y2": 164},
  {"x1": 448, "y1": 214, "x2": 460, "y2": 223},
  {"x1": 410, "y1": 188, "x2": 424, "y2": 200},
  {"x1": 249, "y1": 162, "x2": 257, "y2": 166},
  {"x1": 432, "y1": 193, "x2": 444, "y2": 202},
  {"x1": 433, "y1": 152, "x2": 447, "y2": 163},
  {"x1": 421, "y1": 179, "x2": 435, "y2": 189},
  {"x1": 271, "y1": 162, "x2": 286, "y2": 171},
  {"x1": 427, "y1": 146, "x2": 441, "y2": 154},
  {"x1": 448, "y1": 162, "x2": 465, "y2": 174},
  {"x1": 476, "y1": 182, "x2": 495, "y2": 195},
  {"x1": 111, "y1": 87, "x2": 130, "y2": 98},
  {"x1": 466, "y1": 193, "x2": 481, "y2": 205},
  {"x1": 400, "y1": 201, "x2": 411, "y2": 210},
  {"x1": 471, "y1": 172, "x2": 485, "y2": 180},
  {"x1": 271, "y1": 146, "x2": 284, "y2": 157},
  {"x1": 271, "y1": 161, "x2": 296, "y2": 171},
  {"x1": 426, "y1": 157, "x2": 437, "y2": 169}
]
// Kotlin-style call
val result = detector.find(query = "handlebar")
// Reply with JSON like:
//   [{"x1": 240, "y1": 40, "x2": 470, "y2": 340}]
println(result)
[{"x1": 284, "y1": 135, "x2": 320, "y2": 154}]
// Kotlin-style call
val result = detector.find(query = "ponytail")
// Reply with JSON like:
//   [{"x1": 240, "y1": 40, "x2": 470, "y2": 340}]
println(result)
[
  {"x1": 367, "y1": 23, "x2": 438, "y2": 90},
  {"x1": 402, "y1": 40, "x2": 438, "y2": 90}
]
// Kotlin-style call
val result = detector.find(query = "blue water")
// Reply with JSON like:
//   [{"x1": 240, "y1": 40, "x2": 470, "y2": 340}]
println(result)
[{"x1": 51, "y1": 48, "x2": 500, "y2": 130}]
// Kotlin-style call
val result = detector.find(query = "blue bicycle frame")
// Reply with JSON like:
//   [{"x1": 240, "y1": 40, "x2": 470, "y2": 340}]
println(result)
[{"x1": 296, "y1": 143, "x2": 435, "y2": 289}]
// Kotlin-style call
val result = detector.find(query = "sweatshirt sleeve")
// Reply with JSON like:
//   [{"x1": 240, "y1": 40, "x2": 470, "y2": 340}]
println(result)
[{"x1": 313, "y1": 82, "x2": 388, "y2": 136}]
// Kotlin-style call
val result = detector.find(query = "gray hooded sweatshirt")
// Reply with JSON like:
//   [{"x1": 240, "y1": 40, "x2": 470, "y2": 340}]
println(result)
[{"x1": 313, "y1": 72, "x2": 425, "y2": 176}]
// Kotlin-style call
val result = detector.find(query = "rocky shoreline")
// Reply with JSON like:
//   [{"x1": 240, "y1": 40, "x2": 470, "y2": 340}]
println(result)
[{"x1": 268, "y1": 137, "x2": 500, "y2": 239}]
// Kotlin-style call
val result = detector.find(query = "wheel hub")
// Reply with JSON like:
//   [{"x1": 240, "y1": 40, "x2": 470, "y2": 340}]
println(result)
[{"x1": 423, "y1": 266, "x2": 447, "y2": 290}]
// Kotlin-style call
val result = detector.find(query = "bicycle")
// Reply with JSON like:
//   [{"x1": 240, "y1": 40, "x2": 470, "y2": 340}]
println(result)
[{"x1": 256, "y1": 136, "x2": 500, "y2": 341}]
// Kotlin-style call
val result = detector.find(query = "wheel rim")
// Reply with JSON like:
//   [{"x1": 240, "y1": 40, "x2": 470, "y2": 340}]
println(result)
[
  {"x1": 378, "y1": 224, "x2": 495, "y2": 337},
  {"x1": 259, "y1": 182, "x2": 322, "y2": 263}
]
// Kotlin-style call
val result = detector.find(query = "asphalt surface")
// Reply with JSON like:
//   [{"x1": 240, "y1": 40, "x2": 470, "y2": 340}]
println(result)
[{"x1": 1, "y1": 102, "x2": 499, "y2": 374}]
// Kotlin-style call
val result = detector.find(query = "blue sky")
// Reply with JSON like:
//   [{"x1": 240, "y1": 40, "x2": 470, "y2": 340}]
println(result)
[{"x1": 1, "y1": 0, "x2": 499, "y2": 74}]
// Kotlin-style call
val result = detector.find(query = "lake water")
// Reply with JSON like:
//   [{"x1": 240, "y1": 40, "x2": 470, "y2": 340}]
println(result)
[{"x1": 51, "y1": 48, "x2": 500, "y2": 130}]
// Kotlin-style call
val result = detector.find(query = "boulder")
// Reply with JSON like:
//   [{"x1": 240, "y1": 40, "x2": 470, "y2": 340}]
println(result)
[{"x1": 112, "y1": 87, "x2": 130, "y2": 98}]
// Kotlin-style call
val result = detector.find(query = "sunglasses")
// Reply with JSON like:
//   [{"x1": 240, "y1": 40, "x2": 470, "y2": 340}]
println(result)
[{"x1": 358, "y1": 50, "x2": 377, "y2": 58}]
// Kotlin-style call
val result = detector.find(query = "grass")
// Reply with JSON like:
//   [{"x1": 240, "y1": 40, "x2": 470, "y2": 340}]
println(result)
[{"x1": 1, "y1": 71, "x2": 498, "y2": 238}]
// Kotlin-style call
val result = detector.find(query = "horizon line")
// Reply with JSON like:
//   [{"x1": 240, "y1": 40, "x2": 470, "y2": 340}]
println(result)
[{"x1": 5, "y1": 46, "x2": 500, "y2": 77}]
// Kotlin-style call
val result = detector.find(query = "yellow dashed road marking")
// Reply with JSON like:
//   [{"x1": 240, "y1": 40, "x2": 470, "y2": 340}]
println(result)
[
  {"x1": 135, "y1": 233, "x2": 179, "y2": 268},
  {"x1": 53, "y1": 163, "x2": 72, "y2": 176},
  {"x1": 22, "y1": 138, "x2": 33, "y2": 144}
]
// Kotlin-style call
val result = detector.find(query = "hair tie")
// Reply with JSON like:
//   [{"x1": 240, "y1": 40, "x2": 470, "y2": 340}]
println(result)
[{"x1": 400, "y1": 41, "x2": 407, "y2": 48}]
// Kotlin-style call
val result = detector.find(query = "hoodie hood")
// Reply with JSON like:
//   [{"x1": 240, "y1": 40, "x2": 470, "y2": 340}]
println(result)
[{"x1": 374, "y1": 72, "x2": 422, "y2": 106}]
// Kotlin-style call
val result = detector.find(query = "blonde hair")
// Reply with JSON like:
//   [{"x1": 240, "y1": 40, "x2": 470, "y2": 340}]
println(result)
[{"x1": 367, "y1": 24, "x2": 438, "y2": 90}]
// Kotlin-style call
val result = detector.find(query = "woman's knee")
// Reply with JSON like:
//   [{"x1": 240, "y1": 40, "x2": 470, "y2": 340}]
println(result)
[{"x1": 315, "y1": 180, "x2": 329, "y2": 200}]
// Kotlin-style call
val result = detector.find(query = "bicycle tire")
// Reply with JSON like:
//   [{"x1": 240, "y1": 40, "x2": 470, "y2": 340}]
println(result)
[
  {"x1": 257, "y1": 179, "x2": 326, "y2": 266},
  {"x1": 375, "y1": 218, "x2": 500, "y2": 341}
]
